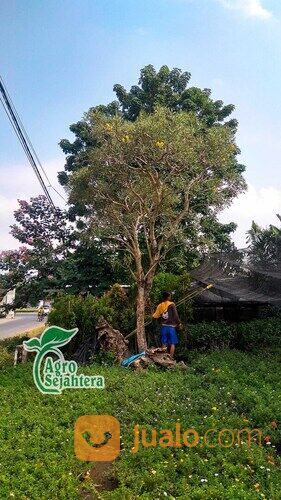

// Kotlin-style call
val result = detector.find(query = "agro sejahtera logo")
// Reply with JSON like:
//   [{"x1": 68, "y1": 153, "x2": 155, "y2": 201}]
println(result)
[{"x1": 23, "y1": 326, "x2": 104, "y2": 395}]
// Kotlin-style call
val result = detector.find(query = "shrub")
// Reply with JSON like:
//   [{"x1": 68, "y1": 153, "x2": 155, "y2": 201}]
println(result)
[
  {"x1": 0, "y1": 335, "x2": 29, "y2": 353},
  {"x1": 177, "y1": 317, "x2": 281, "y2": 359},
  {"x1": 237, "y1": 317, "x2": 281, "y2": 350},
  {"x1": 103, "y1": 283, "x2": 136, "y2": 333},
  {"x1": 47, "y1": 285, "x2": 136, "y2": 356},
  {"x1": 0, "y1": 346, "x2": 13, "y2": 368}
]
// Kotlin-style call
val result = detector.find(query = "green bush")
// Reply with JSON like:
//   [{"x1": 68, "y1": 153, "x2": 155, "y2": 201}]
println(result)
[
  {"x1": 0, "y1": 346, "x2": 13, "y2": 368},
  {"x1": 237, "y1": 317, "x2": 281, "y2": 350},
  {"x1": 48, "y1": 284, "x2": 136, "y2": 346},
  {"x1": 0, "y1": 335, "x2": 29, "y2": 353},
  {"x1": 177, "y1": 317, "x2": 281, "y2": 359}
]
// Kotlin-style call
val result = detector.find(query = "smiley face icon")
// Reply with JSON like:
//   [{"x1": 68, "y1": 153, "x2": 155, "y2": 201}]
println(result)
[{"x1": 74, "y1": 415, "x2": 120, "y2": 461}]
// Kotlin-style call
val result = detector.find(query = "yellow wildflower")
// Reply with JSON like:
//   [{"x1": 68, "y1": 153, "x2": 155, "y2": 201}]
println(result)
[{"x1": 155, "y1": 140, "x2": 164, "y2": 148}]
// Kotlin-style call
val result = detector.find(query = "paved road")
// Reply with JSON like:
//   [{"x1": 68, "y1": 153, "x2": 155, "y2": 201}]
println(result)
[{"x1": 0, "y1": 313, "x2": 45, "y2": 339}]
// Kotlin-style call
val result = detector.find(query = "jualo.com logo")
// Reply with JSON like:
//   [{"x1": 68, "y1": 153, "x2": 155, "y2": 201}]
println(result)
[
  {"x1": 23, "y1": 326, "x2": 104, "y2": 395},
  {"x1": 74, "y1": 416, "x2": 262, "y2": 462}
]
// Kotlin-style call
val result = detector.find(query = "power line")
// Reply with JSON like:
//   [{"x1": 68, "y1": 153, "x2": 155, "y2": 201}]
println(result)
[{"x1": 0, "y1": 76, "x2": 66, "y2": 207}]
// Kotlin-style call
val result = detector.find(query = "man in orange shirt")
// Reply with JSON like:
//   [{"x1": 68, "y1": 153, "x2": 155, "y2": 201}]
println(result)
[{"x1": 152, "y1": 291, "x2": 181, "y2": 358}]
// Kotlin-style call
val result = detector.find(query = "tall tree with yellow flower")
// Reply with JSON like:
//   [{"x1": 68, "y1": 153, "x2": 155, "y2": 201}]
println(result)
[{"x1": 64, "y1": 108, "x2": 246, "y2": 350}]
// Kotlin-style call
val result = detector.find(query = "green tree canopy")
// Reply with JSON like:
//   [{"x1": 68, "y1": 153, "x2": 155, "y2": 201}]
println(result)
[
  {"x1": 58, "y1": 64, "x2": 239, "y2": 188},
  {"x1": 58, "y1": 65, "x2": 243, "y2": 262}
]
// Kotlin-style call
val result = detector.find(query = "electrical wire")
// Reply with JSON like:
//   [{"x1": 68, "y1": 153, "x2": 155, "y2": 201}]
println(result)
[{"x1": 0, "y1": 76, "x2": 66, "y2": 206}]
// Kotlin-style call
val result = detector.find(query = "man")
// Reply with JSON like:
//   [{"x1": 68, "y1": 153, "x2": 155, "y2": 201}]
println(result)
[{"x1": 152, "y1": 291, "x2": 181, "y2": 358}]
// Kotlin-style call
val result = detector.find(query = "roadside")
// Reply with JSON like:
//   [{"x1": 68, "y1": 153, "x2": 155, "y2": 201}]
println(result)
[{"x1": 0, "y1": 312, "x2": 46, "y2": 339}]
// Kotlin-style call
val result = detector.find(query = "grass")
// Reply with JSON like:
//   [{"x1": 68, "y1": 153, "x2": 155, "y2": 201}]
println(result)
[
  {"x1": 0, "y1": 348, "x2": 280, "y2": 499},
  {"x1": 15, "y1": 308, "x2": 38, "y2": 313}
]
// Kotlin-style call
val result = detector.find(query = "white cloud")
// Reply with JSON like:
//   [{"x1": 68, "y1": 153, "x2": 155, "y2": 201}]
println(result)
[
  {"x1": 217, "y1": 0, "x2": 272, "y2": 20},
  {"x1": 0, "y1": 158, "x2": 66, "y2": 250},
  {"x1": 220, "y1": 184, "x2": 281, "y2": 248}
]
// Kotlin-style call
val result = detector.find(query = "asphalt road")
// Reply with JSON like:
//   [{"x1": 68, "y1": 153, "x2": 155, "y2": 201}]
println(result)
[{"x1": 0, "y1": 313, "x2": 45, "y2": 339}]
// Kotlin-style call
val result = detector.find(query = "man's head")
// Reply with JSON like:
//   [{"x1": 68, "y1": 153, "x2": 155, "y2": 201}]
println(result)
[{"x1": 162, "y1": 291, "x2": 172, "y2": 302}]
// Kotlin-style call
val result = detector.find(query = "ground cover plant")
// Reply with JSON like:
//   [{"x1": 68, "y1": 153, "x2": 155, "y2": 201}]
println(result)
[{"x1": 0, "y1": 346, "x2": 280, "y2": 499}]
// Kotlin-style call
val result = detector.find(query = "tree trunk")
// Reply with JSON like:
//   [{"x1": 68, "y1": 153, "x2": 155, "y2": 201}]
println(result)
[
  {"x1": 136, "y1": 283, "x2": 147, "y2": 352},
  {"x1": 144, "y1": 271, "x2": 155, "y2": 303}
]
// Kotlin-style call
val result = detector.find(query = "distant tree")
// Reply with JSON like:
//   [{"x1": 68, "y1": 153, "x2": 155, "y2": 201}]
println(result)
[
  {"x1": 0, "y1": 196, "x2": 72, "y2": 305},
  {"x1": 247, "y1": 216, "x2": 281, "y2": 268},
  {"x1": 65, "y1": 108, "x2": 246, "y2": 350},
  {"x1": 0, "y1": 196, "x2": 127, "y2": 306},
  {"x1": 57, "y1": 241, "x2": 130, "y2": 295}
]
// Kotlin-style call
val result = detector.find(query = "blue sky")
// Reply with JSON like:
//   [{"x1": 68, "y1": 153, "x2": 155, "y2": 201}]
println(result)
[{"x1": 1, "y1": 0, "x2": 281, "y2": 249}]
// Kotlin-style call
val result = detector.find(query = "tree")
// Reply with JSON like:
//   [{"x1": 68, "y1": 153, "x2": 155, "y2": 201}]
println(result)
[
  {"x1": 65, "y1": 108, "x2": 246, "y2": 350},
  {"x1": 0, "y1": 196, "x2": 128, "y2": 306},
  {"x1": 0, "y1": 196, "x2": 73, "y2": 306},
  {"x1": 59, "y1": 65, "x2": 238, "y2": 184},
  {"x1": 57, "y1": 241, "x2": 130, "y2": 295},
  {"x1": 246, "y1": 216, "x2": 281, "y2": 269},
  {"x1": 58, "y1": 65, "x2": 242, "y2": 256}
]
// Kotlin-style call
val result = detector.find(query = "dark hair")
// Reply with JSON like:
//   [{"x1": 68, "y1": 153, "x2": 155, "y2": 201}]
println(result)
[{"x1": 162, "y1": 291, "x2": 171, "y2": 301}]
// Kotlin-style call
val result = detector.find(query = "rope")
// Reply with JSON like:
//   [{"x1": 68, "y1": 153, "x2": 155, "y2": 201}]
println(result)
[{"x1": 124, "y1": 283, "x2": 213, "y2": 340}]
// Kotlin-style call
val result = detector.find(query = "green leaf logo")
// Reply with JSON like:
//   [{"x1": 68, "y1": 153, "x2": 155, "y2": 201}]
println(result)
[
  {"x1": 40, "y1": 326, "x2": 78, "y2": 348},
  {"x1": 23, "y1": 326, "x2": 79, "y2": 395},
  {"x1": 23, "y1": 337, "x2": 41, "y2": 351}
]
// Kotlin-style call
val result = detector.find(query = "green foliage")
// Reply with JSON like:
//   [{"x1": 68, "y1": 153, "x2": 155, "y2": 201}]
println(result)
[
  {"x1": 177, "y1": 317, "x2": 281, "y2": 357},
  {"x1": 1, "y1": 197, "x2": 126, "y2": 308},
  {"x1": 0, "y1": 195, "x2": 75, "y2": 307},
  {"x1": 48, "y1": 284, "x2": 136, "y2": 338},
  {"x1": 57, "y1": 241, "x2": 130, "y2": 296},
  {"x1": 48, "y1": 295, "x2": 98, "y2": 338},
  {"x1": 247, "y1": 216, "x2": 281, "y2": 269},
  {"x1": 0, "y1": 346, "x2": 13, "y2": 369},
  {"x1": 0, "y1": 335, "x2": 29, "y2": 353},
  {"x1": 0, "y1": 349, "x2": 280, "y2": 498},
  {"x1": 104, "y1": 284, "x2": 136, "y2": 333},
  {"x1": 150, "y1": 272, "x2": 188, "y2": 304},
  {"x1": 60, "y1": 65, "x2": 245, "y2": 282}
]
